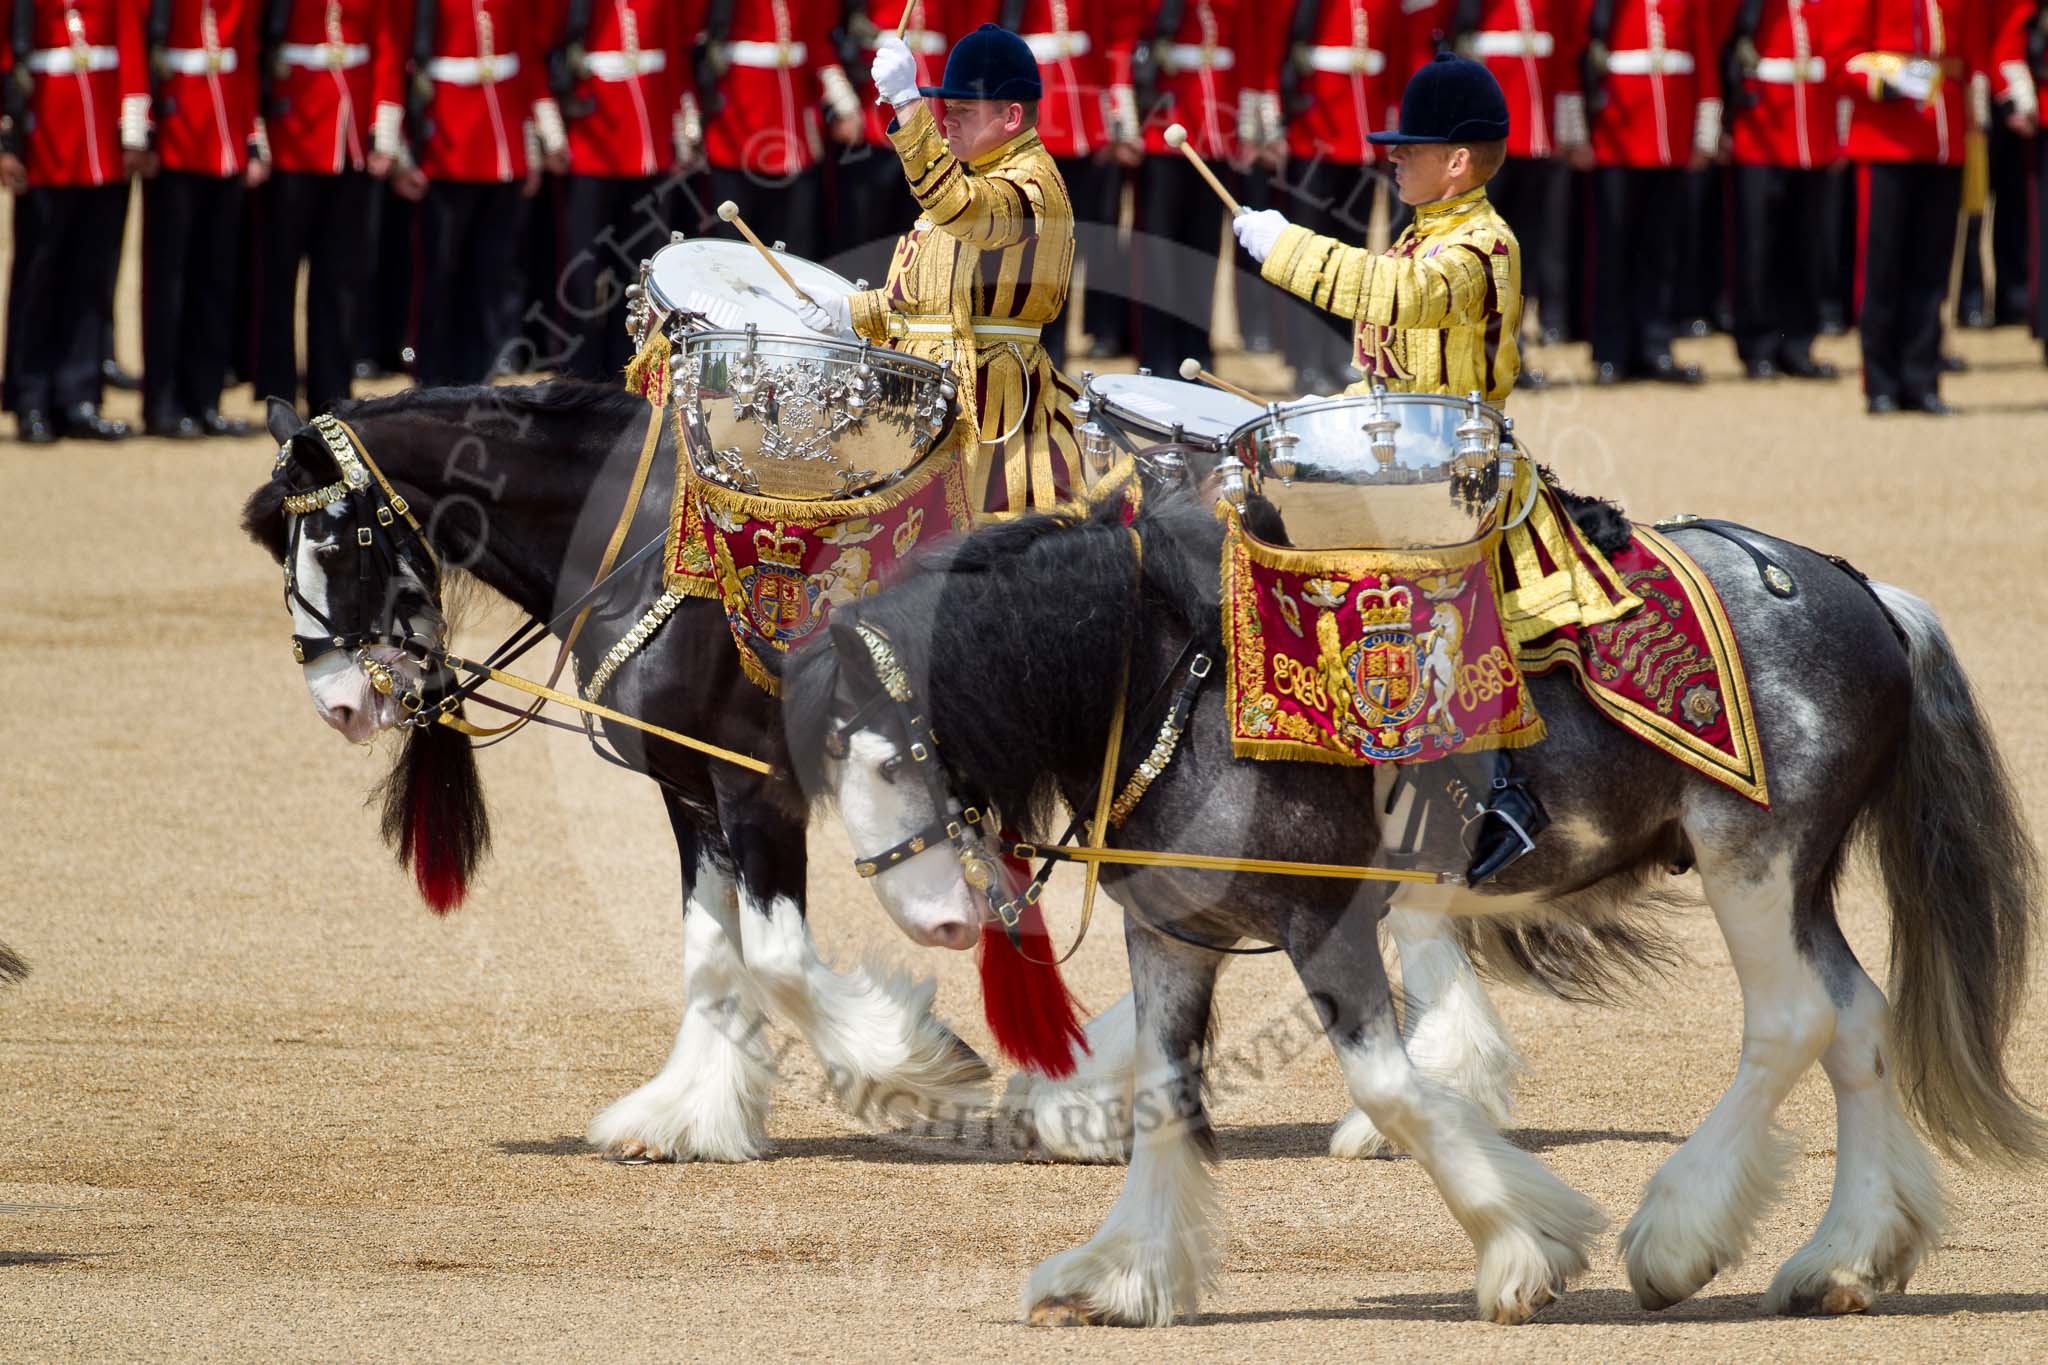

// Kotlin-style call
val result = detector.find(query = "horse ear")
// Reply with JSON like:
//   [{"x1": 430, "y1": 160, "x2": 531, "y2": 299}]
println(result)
[
  {"x1": 743, "y1": 636, "x2": 786, "y2": 681},
  {"x1": 264, "y1": 396, "x2": 303, "y2": 447}
]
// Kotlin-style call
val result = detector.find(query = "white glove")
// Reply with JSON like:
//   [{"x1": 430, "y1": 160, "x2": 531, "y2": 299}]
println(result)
[
  {"x1": 1887, "y1": 59, "x2": 1937, "y2": 104},
  {"x1": 1233, "y1": 208, "x2": 1291, "y2": 265},
  {"x1": 871, "y1": 35, "x2": 920, "y2": 110},
  {"x1": 797, "y1": 291, "x2": 852, "y2": 334}
]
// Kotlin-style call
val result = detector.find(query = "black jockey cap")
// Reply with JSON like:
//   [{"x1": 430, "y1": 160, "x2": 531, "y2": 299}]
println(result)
[
  {"x1": 1367, "y1": 52, "x2": 1510, "y2": 144},
  {"x1": 918, "y1": 23, "x2": 1044, "y2": 102}
]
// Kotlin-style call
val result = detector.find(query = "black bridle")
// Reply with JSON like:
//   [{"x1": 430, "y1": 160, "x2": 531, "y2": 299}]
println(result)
[{"x1": 277, "y1": 414, "x2": 455, "y2": 723}]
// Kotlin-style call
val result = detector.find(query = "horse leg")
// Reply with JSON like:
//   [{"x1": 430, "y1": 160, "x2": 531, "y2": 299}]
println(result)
[
  {"x1": 1332, "y1": 905, "x2": 1523, "y2": 1159},
  {"x1": 587, "y1": 813, "x2": 776, "y2": 1162},
  {"x1": 724, "y1": 800, "x2": 991, "y2": 1123},
  {"x1": 1292, "y1": 896, "x2": 1603, "y2": 1324},
  {"x1": 999, "y1": 988, "x2": 1137, "y2": 1163},
  {"x1": 1618, "y1": 844, "x2": 1836, "y2": 1308},
  {"x1": 1023, "y1": 922, "x2": 1224, "y2": 1326},
  {"x1": 1764, "y1": 930, "x2": 1946, "y2": 1314}
]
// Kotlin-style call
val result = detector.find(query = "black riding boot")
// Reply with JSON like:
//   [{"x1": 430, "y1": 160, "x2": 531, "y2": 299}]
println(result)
[{"x1": 1443, "y1": 748, "x2": 1550, "y2": 885}]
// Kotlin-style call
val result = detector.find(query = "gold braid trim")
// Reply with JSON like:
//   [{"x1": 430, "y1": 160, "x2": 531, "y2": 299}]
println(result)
[{"x1": 623, "y1": 331, "x2": 671, "y2": 402}]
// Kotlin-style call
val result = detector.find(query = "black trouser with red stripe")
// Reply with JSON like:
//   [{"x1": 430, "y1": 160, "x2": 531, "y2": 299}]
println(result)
[
  {"x1": 557, "y1": 172, "x2": 671, "y2": 382},
  {"x1": 4, "y1": 182, "x2": 128, "y2": 416},
  {"x1": 143, "y1": 169, "x2": 245, "y2": 428},
  {"x1": 416, "y1": 179, "x2": 528, "y2": 388},
  {"x1": 709, "y1": 165, "x2": 824, "y2": 262},
  {"x1": 1589, "y1": 165, "x2": 1686, "y2": 372},
  {"x1": 255, "y1": 170, "x2": 375, "y2": 414},
  {"x1": 1052, "y1": 152, "x2": 1130, "y2": 368},
  {"x1": 1856, "y1": 160, "x2": 1961, "y2": 403},
  {"x1": 1729, "y1": 162, "x2": 1828, "y2": 368}
]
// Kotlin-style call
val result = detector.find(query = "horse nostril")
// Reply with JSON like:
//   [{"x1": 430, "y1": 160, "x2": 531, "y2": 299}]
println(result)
[
  {"x1": 328, "y1": 703, "x2": 357, "y2": 732},
  {"x1": 930, "y1": 921, "x2": 976, "y2": 951}
]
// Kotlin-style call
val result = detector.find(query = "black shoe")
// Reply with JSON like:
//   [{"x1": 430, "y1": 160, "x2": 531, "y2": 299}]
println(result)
[
  {"x1": 101, "y1": 359, "x2": 141, "y2": 391},
  {"x1": 199, "y1": 409, "x2": 253, "y2": 438},
  {"x1": 1940, "y1": 352, "x2": 1968, "y2": 373},
  {"x1": 1593, "y1": 361, "x2": 1624, "y2": 386},
  {"x1": 1465, "y1": 778, "x2": 1550, "y2": 886},
  {"x1": 19, "y1": 409, "x2": 56, "y2": 443},
  {"x1": 1743, "y1": 358, "x2": 1779, "y2": 380},
  {"x1": 59, "y1": 403, "x2": 132, "y2": 440},
  {"x1": 1867, "y1": 393, "x2": 1901, "y2": 415},
  {"x1": 1904, "y1": 393, "x2": 1955, "y2": 415},
  {"x1": 1644, "y1": 353, "x2": 1704, "y2": 385},
  {"x1": 145, "y1": 416, "x2": 204, "y2": 440},
  {"x1": 1779, "y1": 352, "x2": 1838, "y2": 381}
]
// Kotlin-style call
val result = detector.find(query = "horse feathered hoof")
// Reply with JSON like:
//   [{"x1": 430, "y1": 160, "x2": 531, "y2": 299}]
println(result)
[
  {"x1": 1487, "y1": 1283, "x2": 1556, "y2": 1325},
  {"x1": 605, "y1": 1139, "x2": 665, "y2": 1164},
  {"x1": 1027, "y1": 1296, "x2": 1105, "y2": 1327},
  {"x1": 1766, "y1": 1268, "x2": 1877, "y2": 1317}
]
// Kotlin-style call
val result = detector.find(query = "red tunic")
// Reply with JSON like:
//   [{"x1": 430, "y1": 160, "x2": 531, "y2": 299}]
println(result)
[
  {"x1": 1832, "y1": 0, "x2": 1988, "y2": 164},
  {"x1": 8, "y1": 0, "x2": 149, "y2": 187},
  {"x1": 847, "y1": 0, "x2": 957, "y2": 149},
  {"x1": 385, "y1": 0, "x2": 550, "y2": 183},
  {"x1": 1447, "y1": 0, "x2": 1581, "y2": 158},
  {"x1": 1007, "y1": 0, "x2": 1118, "y2": 157},
  {"x1": 1282, "y1": 0, "x2": 1413, "y2": 164},
  {"x1": 1114, "y1": 0, "x2": 1282, "y2": 161},
  {"x1": 265, "y1": 0, "x2": 405, "y2": 175},
  {"x1": 1582, "y1": 0, "x2": 1727, "y2": 167},
  {"x1": 1727, "y1": 0, "x2": 1840, "y2": 168},
  {"x1": 152, "y1": 0, "x2": 262, "y2": 177},
  {"x1": 691, "y1": 0, "x2": 852, "y2": 177},
  {"x1": 555, "y1": 0, "x2": 693, "y2": 177}
]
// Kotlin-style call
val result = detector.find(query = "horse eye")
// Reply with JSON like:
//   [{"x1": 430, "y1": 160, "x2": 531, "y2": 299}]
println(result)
[{"x1": 879, "y1": 755, "x2": 903, "y2": 782}]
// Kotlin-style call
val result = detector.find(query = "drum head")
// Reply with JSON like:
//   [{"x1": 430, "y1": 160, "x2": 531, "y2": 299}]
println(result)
[
  {"x1": 646, "y1": 239, "x2": 861, "y2": 338},
  {"x1": 1090, "y1": 374, "x2": 1265, "y2": 448}
]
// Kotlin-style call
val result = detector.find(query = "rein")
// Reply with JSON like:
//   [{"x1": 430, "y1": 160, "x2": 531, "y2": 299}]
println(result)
[
  {"x1": 838, "y1": 531, "x2": 1457, "y2": 962},
  {"x1": 275, "y1": 407, "x2": 772, "y2": 776}
]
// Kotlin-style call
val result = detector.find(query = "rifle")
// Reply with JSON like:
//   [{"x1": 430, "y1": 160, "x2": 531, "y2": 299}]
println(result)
[
  {"x1": 4, "y1": 0, "x2": 35, "y2": 158},
  {"x1": 548, "y1": 0, "x2": 594, "y2": 120},
  {"x1": 147, "y1": 0, "x2": 175, "y2": 121},
  {"x1": 1720, "y1": 0, "x2": 1765, "y2": 132},
  {"x1": 406, "y1": 0, "x2": 438, "y2": 164},
  {"x1": 694, "y1": 0, "x2": 737, "y2": 120},
  {"x1": 1133, "y1": 0, "x2": 1187, "y2": 122},
  {"x1": 1280, "y1": 0, "x2": 1319, "y2": 118},
  {"x1": 1582, "y1": 0, "x2": 1618, "y2": 117},
  {"x1": 259, "y1": 0, "x2": 292, "y2": 115}
]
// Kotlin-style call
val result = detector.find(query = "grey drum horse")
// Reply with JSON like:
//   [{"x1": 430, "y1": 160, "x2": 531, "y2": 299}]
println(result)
[{"x1": 784, "y1": 488, "x2": 2043, "y2": 1326}]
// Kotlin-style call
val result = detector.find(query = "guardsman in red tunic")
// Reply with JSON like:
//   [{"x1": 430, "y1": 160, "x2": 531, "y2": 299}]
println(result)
[
  {"x1": 1425, "y1": 0, "x2": 1577, "y2": 346},
  {"x1": 1268, "y1": 0, "x2": 1412, "y2": 390},
  {"x1": 543, "y1": 0, "x2": 697, "y2": 382},
  {"x1": 254, "y1": 0, "x2": 405, "y2": 417},
  {"x1": 833, "y1": 0, "x2": 957, "y2": 294},
  {"x1": 1834, "y1": 0, "x2": 1990, "y2": 412},
  {"x1": 1572, "y1": 0, "x2": 1726, "y2": 383},
  {"x1": 1721, "y1": 0, "x2": 1841, "y2": 381},
  {"x1": 691, "y1": 0, "x2": 863, "y2": 263},
  {"x1": 1990, "y1": 0, "x2": 2040, "y2": 358},
  {"x1": 378, "y1": 0, "x2": 553, "y2": 386},
  {"x1": 143, "y1": 0, "x2": 266, "y2": 439},
  {"x1": 1117, "y1": 0, "x2": 1283, "y2": 375},
  {"x1": 1, "y1": 0, "x2": 149, "y2": 440},
  {"x1": 1000, "y1": 0, "x2": 1131, "y2": 365}
]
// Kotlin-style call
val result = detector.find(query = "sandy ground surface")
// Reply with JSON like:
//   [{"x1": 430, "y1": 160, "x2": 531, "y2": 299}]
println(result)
[{"x1": 5, "y1": 271, "x2": 2048, "y2": 1360}]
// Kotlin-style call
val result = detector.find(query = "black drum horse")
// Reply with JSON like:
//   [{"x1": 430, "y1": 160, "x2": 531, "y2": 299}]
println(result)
[{"x1": 784, "y1": 489, "x2": 2043, "y2": 1326}]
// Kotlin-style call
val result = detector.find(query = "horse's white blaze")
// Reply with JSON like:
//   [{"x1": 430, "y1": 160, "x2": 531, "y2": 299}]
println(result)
[
  {"x1": 737, "y1": 887, "x2": 986, "y2": 1120},
  {"x1": 1023, "y1": 1024, "x2": 1218, "y2": 1325},
  {"x1": 1332, "y1": 1010, "x2": 1605, "y2": 1323},
  {"x1": 1764, "y1": 965, "x2": 1946, "y2": 1312},
  {"x1": 588, "y1": 857, "x2": 774, "y2": 1162},
  {"x1": 1619, "y1": 848, "x2": 1831, "y2": 1308},
  {"x1": 1001, "y1": 989, "x2": 1138, "y2": 1162},
  {"x1": 835, "y1": 729, "x2": 982, "y2": 950},
  {"x1": 287, "y1": 524, "x2": 440, "y2": 744}
]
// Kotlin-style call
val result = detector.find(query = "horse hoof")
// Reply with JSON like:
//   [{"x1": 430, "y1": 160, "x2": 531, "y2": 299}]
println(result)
[
  {"x1": 606, "y1": 1139, "x2": 664, "y2": 1164},
  {"x1": 1489, "y1": 1285, "x2": 1555, "y2": 1326},
  {"x1": 1027, "y1": 1296, "x2": 1103, "y2": 1327},
  {"x1": 1820, "y1": 1283, "x2": 1873, "y2": 1316}
]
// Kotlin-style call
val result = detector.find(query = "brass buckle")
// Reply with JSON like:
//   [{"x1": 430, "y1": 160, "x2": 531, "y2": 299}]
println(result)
[
  {"x1": 356, "y1": 527, "x2": 373, "y2": 547},
  {"x1": 1189, "y1": 653, "x2": 1213, "y2": 678}
]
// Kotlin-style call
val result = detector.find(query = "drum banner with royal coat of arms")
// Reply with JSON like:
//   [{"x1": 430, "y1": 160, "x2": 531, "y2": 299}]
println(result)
[
  {"x1": 1223, "y1": 508, "x2": 1547, "y2": 765},
  {"x1": 667, "y1": 427, "x2": 975, "y2": 695}
]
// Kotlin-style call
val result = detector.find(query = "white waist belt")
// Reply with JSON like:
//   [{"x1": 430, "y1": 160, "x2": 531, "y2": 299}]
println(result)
[
  {"x1": 160, "y1": 47, "x2": 240, "y2": 75},
  {"x1": 900, "y1": 316, "x2": 1044, "y2": 342},
  {"x1": 1305, "y1": 45, "x2": 1386, "y2": 76},
  {"x1": 1753, "y1": 56, "x2": 1826, "y2": 83},
  {"x1": 1023, "y1": 31, "x2": 1091, "y2": 61},
  {"x1": 1468, "y1": 30, "x2": 1554, "y2": 58},
  {"x1": 726, "y1": 40, "x2": 808, "y2": 69},
  {"x1": 426, "y1": 53, "x2": 522, "y2": 85},
  {"x1": 25, "y1": 46, "x2": 120, "y2": 74},
  {"x1": 1165, "y1": 43, "x2": 1235, "y2": 71},
  {"x1": 1605, "y1": 49, "x2": 1696, "y2": 75},
  {"x1": 865, "y1": 30, "x2": 946, "y2": 56},
  {"x1": 582, "y1": 49, "x2": 668, "y2": 80},
  {"x1": 278, "y1": 42, "x2": 370, "y2": 71}
]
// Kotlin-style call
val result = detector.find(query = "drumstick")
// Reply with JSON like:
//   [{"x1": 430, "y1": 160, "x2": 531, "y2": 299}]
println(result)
[
  {"x1": 893, "y1": 1, "x2": 918, "y2": 39},
  {"x1": 1179, "y1": 358, "x2": 1262, "y2": 404},
  {"x1": 715, "y1": 201, "x2": 817, "y2": 307},
  {"x1": 1163, "y1": 124, "x2": 1244, "y2": 216}
]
